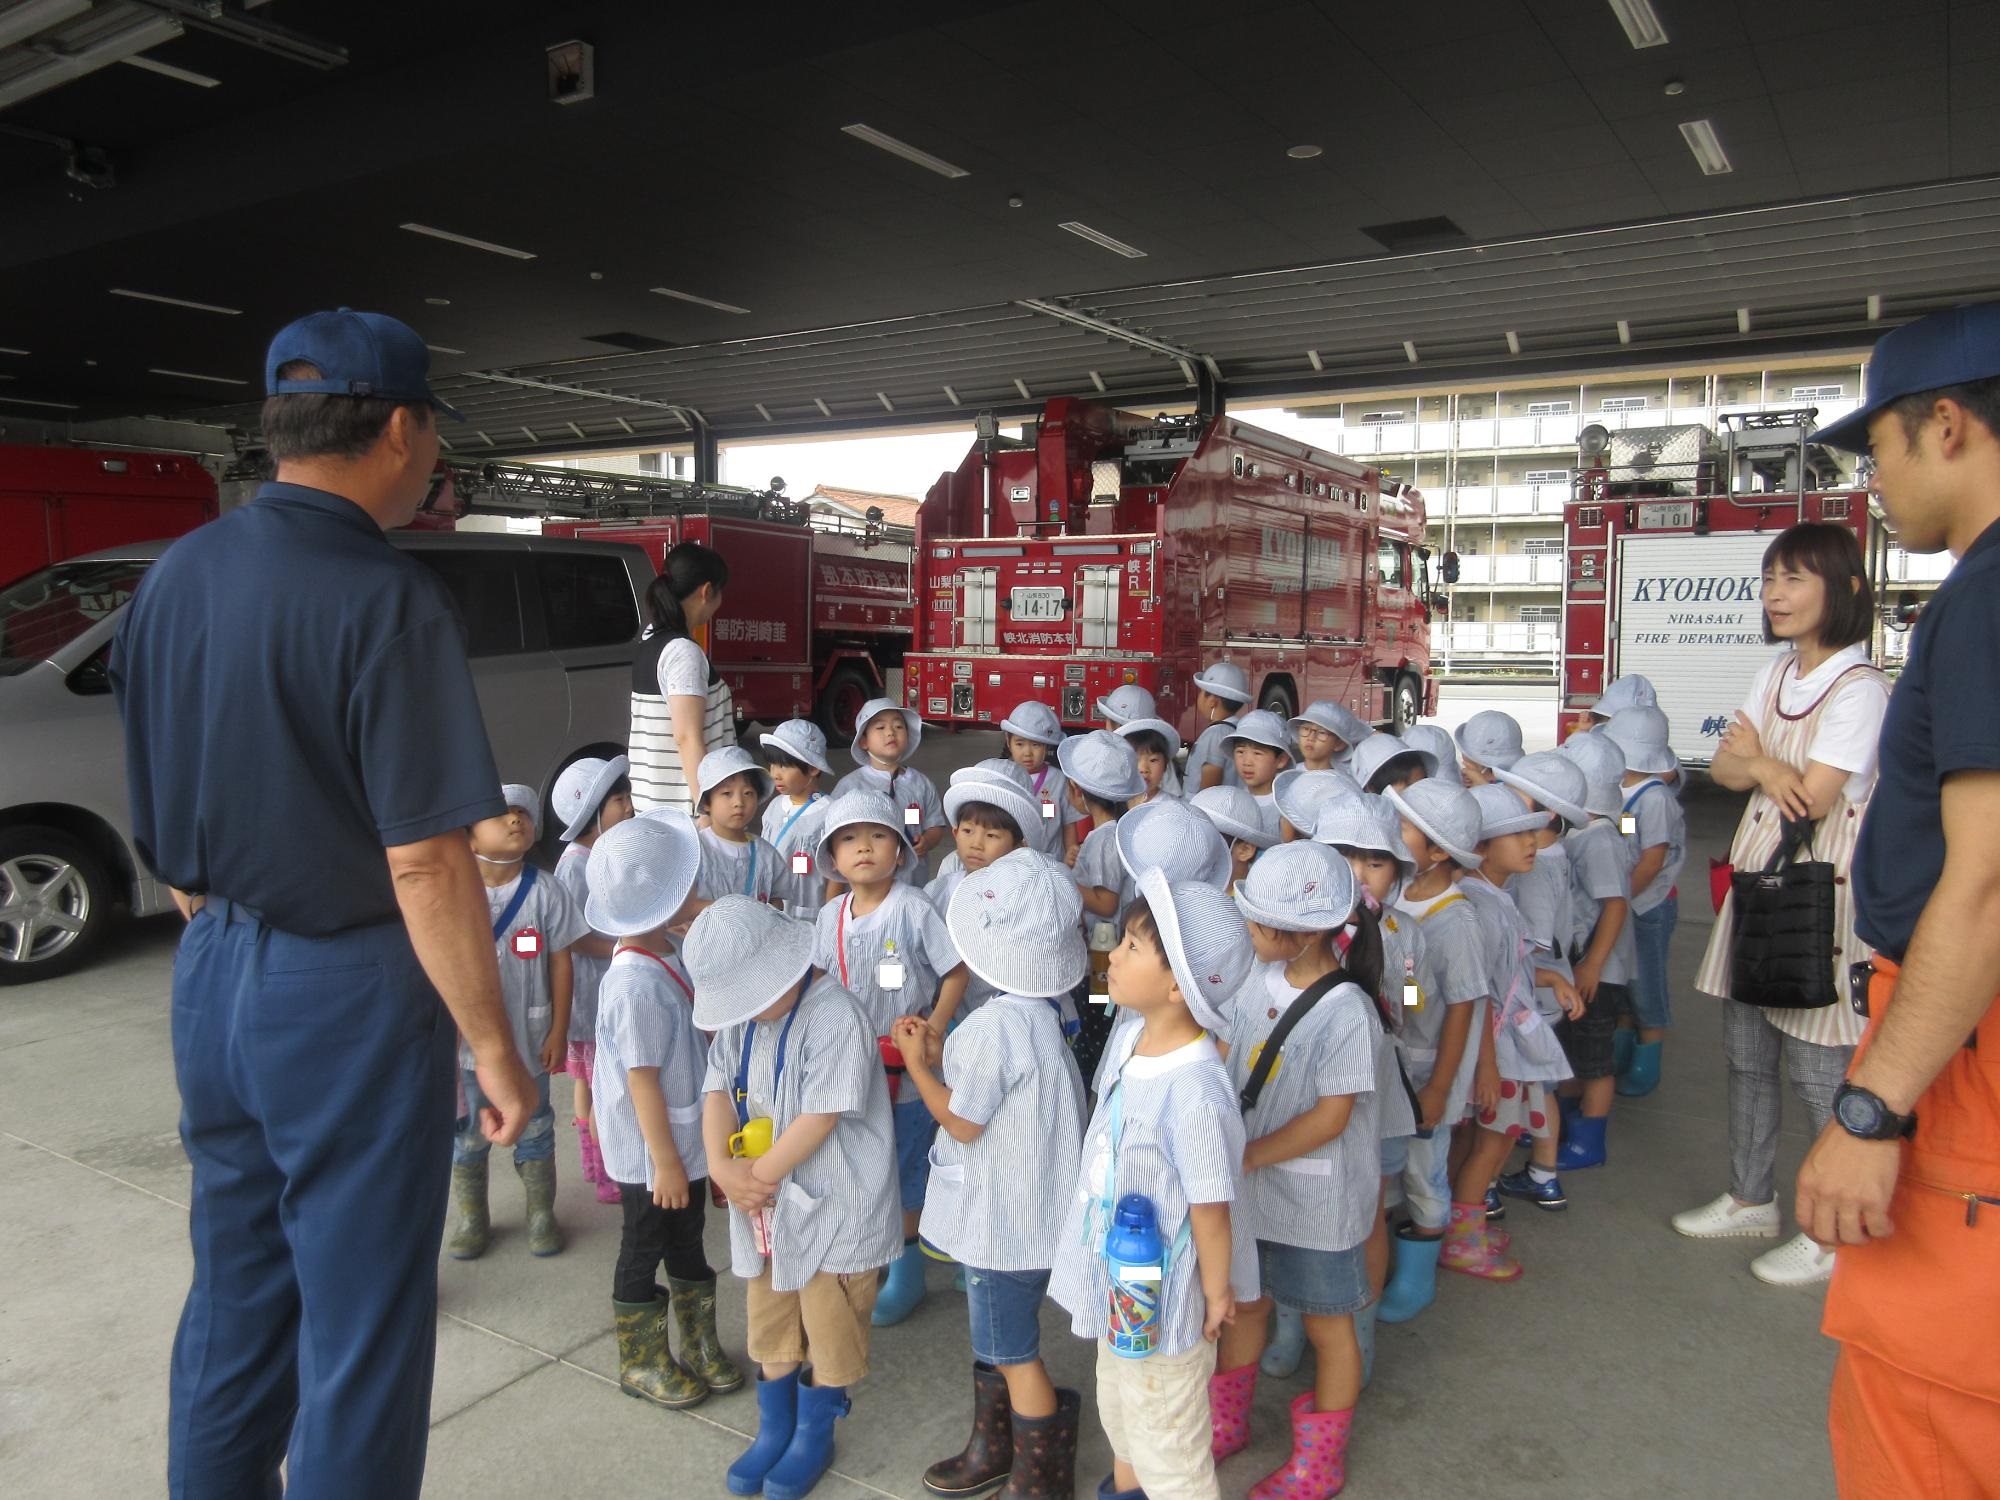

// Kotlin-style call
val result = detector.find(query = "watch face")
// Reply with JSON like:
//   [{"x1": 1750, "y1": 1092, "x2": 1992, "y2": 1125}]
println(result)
[{"x1": 1837, "y1": 1089, "x2": 1881, "y2": 1136}]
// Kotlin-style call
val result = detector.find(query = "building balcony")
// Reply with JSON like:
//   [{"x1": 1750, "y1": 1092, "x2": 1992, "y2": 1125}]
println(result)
[
  {"x1": 1446, "y1": 483, "x2": 1569, "y2": 518},
  {"x1": 1885, "y1": 547, "x2": 1955, "y2": 584},
  {"x1": 1314, "y1": 397, "x2": 1866, "y2": 459},
  {"x1": 1429, "y1": 620, "x2": 1560, "y2": 670},
  {"x1": 1450, "y1": 554, "x2": 1564, "y2": 587}
]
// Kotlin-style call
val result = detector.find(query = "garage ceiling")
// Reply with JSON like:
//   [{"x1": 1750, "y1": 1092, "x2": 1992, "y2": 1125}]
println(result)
[{"x1": 2, "y1": 0, "x2": 1998, "y2": 453}]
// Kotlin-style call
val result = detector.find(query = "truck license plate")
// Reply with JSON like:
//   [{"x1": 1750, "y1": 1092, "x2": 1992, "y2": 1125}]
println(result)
[
  {"x1": 1010, "y1": 587, "x2": 1066, "y2": 621},
  {"x1": 1636, "y1": 501, "x2": 1695, "y2": 529}
]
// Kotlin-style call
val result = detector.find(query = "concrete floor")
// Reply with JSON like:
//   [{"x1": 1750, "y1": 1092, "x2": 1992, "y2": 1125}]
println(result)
[{"x1": 0, "y1": 721, "x2": 1840, "y2": 1498}]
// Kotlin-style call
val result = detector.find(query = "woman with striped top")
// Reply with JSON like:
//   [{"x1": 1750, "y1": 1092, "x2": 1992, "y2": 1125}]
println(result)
[
  {"x1": 1675, "y1": 523, "x2": 1890, "y2": 1287},
  {"x1": 629, "y1": 542, "x2": 735, "y2": 816}
]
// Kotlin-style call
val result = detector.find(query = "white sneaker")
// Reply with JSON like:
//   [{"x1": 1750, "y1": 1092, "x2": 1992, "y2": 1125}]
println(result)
[
  {"x1": 1752, "y1": 1232, "x2": 1836, "y2": 1286},
  {"x1": 1671, "y1": 1192, "x2": 1781, "y2": 1240}
]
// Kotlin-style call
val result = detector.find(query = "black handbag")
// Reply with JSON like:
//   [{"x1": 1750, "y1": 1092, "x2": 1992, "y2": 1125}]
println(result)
[{"x1": 1729, "y1": 817, "x2": 1840, "y2": 1009}]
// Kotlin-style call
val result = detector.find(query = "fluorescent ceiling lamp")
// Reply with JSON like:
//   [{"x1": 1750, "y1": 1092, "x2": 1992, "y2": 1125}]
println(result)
[
  {"x1": 0, "y1": 10, "x2": 183, "y2": 108},
  {"x1": 0, "y1": 0, "x2": 91, "y2": 50},
  {"x1": 841, "y1": 123, "x2": 969, "y2": 179},
  {"x1": 1679, "y1": 118, "x2": 1733, "y2": 175},
  {"x1": 149, "y1": 367, "x2": 247, "y2": 385},
  {"x1": 109, "y1": 288, "x2": 242, "y2": 315},
  {"x1": 1608, "y1": 0, "x2": 1668, "y2": 49},
  {"x1": 0, "y1": 393, "x2": 80, "y2": 409},
  {"x1": 0, "y1": 345, "x2": 28, "y2": 356},
  {"x1": 650, "y1": 286, "x2": 751, "y2": 315},
  {"x1": 425, "y1": 344, "x2": 465, "y2": 355},
  {"x1": 123, "y1": 54, "x2": 222, "y2": 88},
  {"x1": 1058, "y1": 221, "x2": 1147, "y2": 258},
  {"x1": 399, "y1": 223, "x2": 537, "y2": 259}
]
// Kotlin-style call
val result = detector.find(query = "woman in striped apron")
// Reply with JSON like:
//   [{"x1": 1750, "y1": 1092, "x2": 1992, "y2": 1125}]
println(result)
[
  {"x1": 1675, "y1": 523, "x2": 1889, "y2": 1286},
  {"x1": 629, "y1": 541, "x2": 736, "y2": 816}
]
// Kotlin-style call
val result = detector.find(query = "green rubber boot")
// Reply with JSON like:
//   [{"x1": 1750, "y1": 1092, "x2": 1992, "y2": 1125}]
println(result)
[
  {"x1": 517, "y1": 1157, "x2": 563, "y2": 1257},
  {"x1": 669, "y1": 1275, "x2": 745, "y2": 1393},
  {"x1": 614, "y1": 1295, "x2": 709, "y2": 1409},
  {"x1": 447, "y1": 1160, "x2": 490, "y2": 1261}
]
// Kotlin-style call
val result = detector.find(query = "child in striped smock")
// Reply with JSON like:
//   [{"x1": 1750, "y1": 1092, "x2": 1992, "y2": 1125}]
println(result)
[
  {"x1": 693, "y1": 746, "x2": 804, "y2": 913},
  {"x1": 759, "y1": 720, "x2": 836, "y2": 920},
  {"x1": 1000, "y1": 700, "x2": 1083, "y2": 861},
  {"x1": 831, "y1": 699, "x2": 948, "y2": 885}
]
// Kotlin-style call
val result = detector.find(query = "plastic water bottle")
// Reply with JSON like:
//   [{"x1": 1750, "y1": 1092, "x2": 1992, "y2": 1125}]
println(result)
[{"x1": 1104, "y1": 1193, "x2": 1166, "y2": 1358}]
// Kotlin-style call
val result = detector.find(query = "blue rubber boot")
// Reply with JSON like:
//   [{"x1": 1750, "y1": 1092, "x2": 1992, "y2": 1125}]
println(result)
[
  {"x1": 1096, "y1": 1477, "x2": 1147, "y2": 1500},
  {"x1": 1555, "y1": 1115, "x2": 1610, "y2": 1171},
  {"x1": 1356, "y1": 1297, "x2": 1380, "y2": 1389},
  {"x1": 727, "y1": 1370, "x2": 800, "y2": 1496},
  {"x1": 1612, "y1": 1028, "x2": 1636, "y2": 1082},
  {"x1": 1376, "y1": 1230, "x2": 1442, "y2": 1325},
  {"x1": 763, "y1": 1376, "x2": 850, "y2": 1500},
  {"x1": 872, "y1": 1240, "x2": 928, "y2": 1327},
  {"x1": 1261, "y1": 1302, "x2": 1307, "y2": 1378},
  {"x1": 1616, "y1": 1041, "x2": 1663, "y2": 1098},
  {"x1": 1556, "y1": 1093, "x2": 1582, "y2": 1140}
]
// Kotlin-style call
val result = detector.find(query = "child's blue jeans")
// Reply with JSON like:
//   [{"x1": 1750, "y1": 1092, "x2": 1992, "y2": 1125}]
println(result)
[
  {"x1": 1629, "y1": 895, "x2": 1680, "y2": 1031},
  {"x1": 454, "y1": 1069, "x2": 554, "y2": 1165}
]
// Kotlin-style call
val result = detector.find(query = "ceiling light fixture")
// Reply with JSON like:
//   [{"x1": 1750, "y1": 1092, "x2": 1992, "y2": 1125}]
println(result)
[
  {"x1": 1679, "y1": 118, "x2": 1732, "y2": 175},
  {"x1": 123, "y1": 54, "x2": 222, "y2": 88},
  {"x1": 425, "y1": 344, "x2": 465, "y2": 355},
  {"x1": 0, "y1": 0, "x2": 91, "y2": 50},
  {"x1": 425, "y1": 296, "x2": 451, "y2": 306},
  {"x1": 1505, "y1": 330, "x2": 1521, "y2": 354},
  {"x1": 1867, "y1": 294, "x2": 1883, "y2": 322},
  {"x1": 877, "y1": 392, "x2": 895, "y2": 413},
  {"x1": 942, "y1": 385, "x2": 961, "y2": 406},
  {"x1": 0, "y1": 346, "x2": 28, "y2": 356},
  {"x1": 1617, "y1": 319, "x2": 1633, "y2": 345},
  {"x1": 1014, "y1": 378, "x2": 1034, "y2": 400},
  {"x1": 1306, "y1": 350, "x2": 1323, "y2": 371},
  {"x1": 110, "y1": 288, "x2": 241, "y2": 315},
  {"x1": 1608, "y1": 0, "x2": 1668, "y2": 49},
  {"x1": 650, "y1": 286, "x2": 751, "y2": 315},
  {"x1": 1663, "y1": 78, "x2": 1686, "y2": 96},
  {"x1": 1737, "y1": 307, "x2": 1752, "y2": 334},
  {"x1": 755, "y1": 403, "x2": 773, "y2": 421},
  {"x1": 0, "y1": 394, "x2": 80, "y2": 409},
  {"x1": 1088, "y1": 370, "x2": 1107, "y2": 392},
  {"x1": 841, "y1": 123, "x2": 970, "y2": 179},
  {"x1": 0, "y1": 10, "x2": 182, "y2": 108},
  {"x1": 149, "y1": 367, "x2": 247, "y2": 386},
  {"x1": 814, "y1": 398, "x2": 831, "y2": 417},
  {"x1": 1058, "y1": 221, "x2": 1147, "y2": 259},
  {"x1": 400, "y1": 223, "x2": 537, "y2": 259},
  {"x1": 1403, "y1": 340, "x2": 1419, "y2": 364},
  {"x1": 1287, "y1": 144, "x2": 1323, "y2": 160}
]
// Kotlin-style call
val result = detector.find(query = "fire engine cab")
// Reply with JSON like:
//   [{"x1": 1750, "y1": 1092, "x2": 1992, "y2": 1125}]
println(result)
[{"x1": 902, "y1": 398, "x2": 1439, "y2": 750}]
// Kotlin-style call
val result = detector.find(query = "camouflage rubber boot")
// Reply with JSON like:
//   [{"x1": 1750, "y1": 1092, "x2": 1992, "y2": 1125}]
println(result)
[
  {"x1": 517, "y1": 1157, "x2": 563, "y2": 1257},
  {"x1": 446, "y1": 1160, "x2": 490, "y2": 1261},
  {"x1": 613, "y1": 1295, "x2": 709, "y2": 1409},
  {"x1": 668, "y1": 1275, "x2": 745, "y2": 1394}
]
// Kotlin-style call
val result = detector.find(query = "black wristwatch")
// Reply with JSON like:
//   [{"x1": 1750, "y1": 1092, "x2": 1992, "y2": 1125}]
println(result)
[{"x1": 1832, "y1": 1082, "x2": 1916, "y2": 1142}]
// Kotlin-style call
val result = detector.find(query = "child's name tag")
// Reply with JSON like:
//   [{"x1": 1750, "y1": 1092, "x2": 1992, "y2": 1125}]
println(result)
[
  {"x1": 791, "y1": 851, "x2": 812, "y2": 875},
  {"x1": 1619, "y1": 813, "x2": 1636, "y2": 835},
  {"x1": 1403, "y1": 980, "x2": 1422, "y2": 1008},
  {"x1": 879, "y1": 959, "x2": 906, "y2": 990},
  {"x1": 511, "y1": 928, "x2": 541, "y2": 958},
  {"x1": 905, "y1": 803, "x2": 922, "y2": 827},
  {"x1": 1041, "y1": 797, "x2": 1057, "y2": 820},
  {"x1": 1122, "y1": 1264, "x2": 1162, "y2": 1282}
]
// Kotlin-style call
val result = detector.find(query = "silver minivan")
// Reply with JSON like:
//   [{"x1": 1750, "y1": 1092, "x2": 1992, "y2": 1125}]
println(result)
[{"x1": 0, "y1": 531, "x2": 656, "y2": 984}]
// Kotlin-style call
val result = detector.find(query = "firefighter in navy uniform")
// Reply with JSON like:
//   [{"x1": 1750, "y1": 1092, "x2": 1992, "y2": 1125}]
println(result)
[
  {"x1": 111, "y1": 309, "x2": 537, "y2": 1500},
  {"x1": 1802, "y1": 302, "x2": 2000, "y2": 1499}
]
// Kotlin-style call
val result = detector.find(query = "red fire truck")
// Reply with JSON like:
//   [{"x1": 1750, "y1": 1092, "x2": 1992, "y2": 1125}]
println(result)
[
  {"x1": 901, "y1": 398, "x2": 1439, "y2": 748},
  {"x1": 1, "y1": 443, "x2": 218, "y2": 588},
  {"x1": 1560, "y1": 409, "x2": 1898, "y2": 759},
  {"x1": 428, "y1": 461, "x2": 914, "y2": 737}
]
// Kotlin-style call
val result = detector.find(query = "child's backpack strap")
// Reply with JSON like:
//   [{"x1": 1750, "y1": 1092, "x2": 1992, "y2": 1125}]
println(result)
[
  {"x1": 1239, "y1": 968, "x2": 1349, "y2": 1115},
  {"x1": 490, "y1": 862, "x2": 538, "y2": 941}
]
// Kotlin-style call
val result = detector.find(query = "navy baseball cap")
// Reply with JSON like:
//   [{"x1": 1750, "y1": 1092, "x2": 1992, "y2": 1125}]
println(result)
[
  {"x1": 1816, "y1": 302, "x2": 2000, "y2": 454},
  {"x1": 264, "y1": 307, "x2": 463, "y2": 418}
]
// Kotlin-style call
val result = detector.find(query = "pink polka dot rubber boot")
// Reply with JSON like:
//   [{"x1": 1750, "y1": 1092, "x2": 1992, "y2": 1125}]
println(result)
[
  {"x1": 1439, "y1": 1200, "x2": 1523, "y2": 1281},
  {"x1": 1209, "y1": 1360, "x2": 1258, "y2": 1460},
  {"x1": 1247, "y1": 1393, "x2": 1353, "y2": 1500}
]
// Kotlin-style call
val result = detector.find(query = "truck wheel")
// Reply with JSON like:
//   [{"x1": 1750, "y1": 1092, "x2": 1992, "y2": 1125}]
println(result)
[
  {"x1": 1258, "y1": 682, "x2": 1296, "y2": 721},
  {"x1": 816, "y1": 665, "x2": 876, "y2": 744},
  {"x1": 1390, "y1": 674, "x2": 1421, "y2": 736},
  {"x1": 0, "y1": 826, "x2": 113, "y2": 985}
]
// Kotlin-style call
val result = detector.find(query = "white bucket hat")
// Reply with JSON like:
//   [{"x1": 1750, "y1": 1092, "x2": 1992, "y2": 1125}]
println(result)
[
  {"x1": 697, "y1": 746, "x2": 771, "y2": 808},
  {"x1": 1116, "y1": 716, "x2": 1182, "y2": 760},
  {"x1": 583, "y1": 811, "x2": 701, "y2": 936},
  {"x1": 1559, "y1": 731, "x2": 1628, "y2": 820},
  {"x1": 1233, "y1": 840, "x2": 1358, "y2": 933},
  {"x1": 759, "y1": 719, "x2": 834, "y2": 778},
  {"x1": 1191, "y1": 785, "x2": 1280, "y2": 850},
  {"x1": 1191, "y1": 661, "x2": 1252, "y2": 706},
  {"x1": 1454, "y1": 710, "x2": 1525, "y2": 773},
  {"x1": 1095, "y1": 682, "x2": 1157, "y2": 726},
  {"x1": 849, "y1": 696, "x2": 923, "y2": 764},
  {"x1": 1057, "y1": 728, "x2": 1145, "y2": 803},
  {"x1": 499, "y1": 783, "x2": 540, "y2": 830},
  {"x1": 1273, "y1": 768, "x2": 1363, "y2": 836},
  {"x1": 1594, "y1": 674, "x2": 1658, "y2": 717},
  {"x1": 954, "y1": 758, "x2": 1035, "y2": 792},
  {"x1": 999, "y1": 699, "x2": 1064, "y2": 747},
  {"x1": 552, "y1": 755, "x2": 631, "y2": 842},
  {"x1": 1472, "y1": 782, "x2": 1552, "y2": 840},
  {"x1": 1385, "y1": 780, "x2": 1483, "y2": 869},
  {"x1": 1493, "y1": 750, "x2": 1591, "y2": 829},
  {"x1": 1352, "y1": 733, "x2": 1437, "y2": 790},
  {"x1": 1137, "y1": 867, "x2": 1252, "y2": 1034},
  {"x1": 685, "y1": 896, "x2": 816, "y2": 1030},
  {"x1": 1222, "y1": 709, "x2": 1295, "y2": 758},
  {"x1": 1405, "y1": 725, "x2": 1462, "y2": 786},
  {"x1": 1291, "y1": 700, "x2": 1373, "y2": 747},
  {"x1": 946, "y1": 847, "x2": 1088, "y2": 997},
  {"x1": 1116, "y1": 796, "x2": 1234, "y2": 888},
  {"x1": 942, "y1": 775, "x2": 1041, "y2": 841},
  {"x1": 1313, "y1": 793, "x2": 1419, "y2": 876},
  {"x1": 1603, "y1": 705, "x2": 1676, "y2": 775},
  {"x1": 813, "y1": 790, "x2": 914, "y2": 879}
]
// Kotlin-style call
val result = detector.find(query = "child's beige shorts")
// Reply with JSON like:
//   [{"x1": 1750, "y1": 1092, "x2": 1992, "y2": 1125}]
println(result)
[{"x1": 746, "y1": 1268, "x2": 880, "y2": 1388}]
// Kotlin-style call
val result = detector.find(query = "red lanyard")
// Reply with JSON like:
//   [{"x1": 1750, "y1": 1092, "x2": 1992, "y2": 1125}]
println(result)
[
  {"x1": 834, "y1": 895, "x2": 852, "y2": 988},
  {"x1": 616, "y1": 944, "x2": 694, "y2": 1003}
]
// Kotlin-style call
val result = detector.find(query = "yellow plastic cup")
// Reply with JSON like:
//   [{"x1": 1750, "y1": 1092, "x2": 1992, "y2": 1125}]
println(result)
[{"x1": 730, "y1": 1116, "x2": 774, "y2": 1158}]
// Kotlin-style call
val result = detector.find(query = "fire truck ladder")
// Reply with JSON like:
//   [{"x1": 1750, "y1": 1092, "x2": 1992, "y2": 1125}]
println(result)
[{"x1": 436, "y1": 460, "x2": 802, "y2": 523}]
